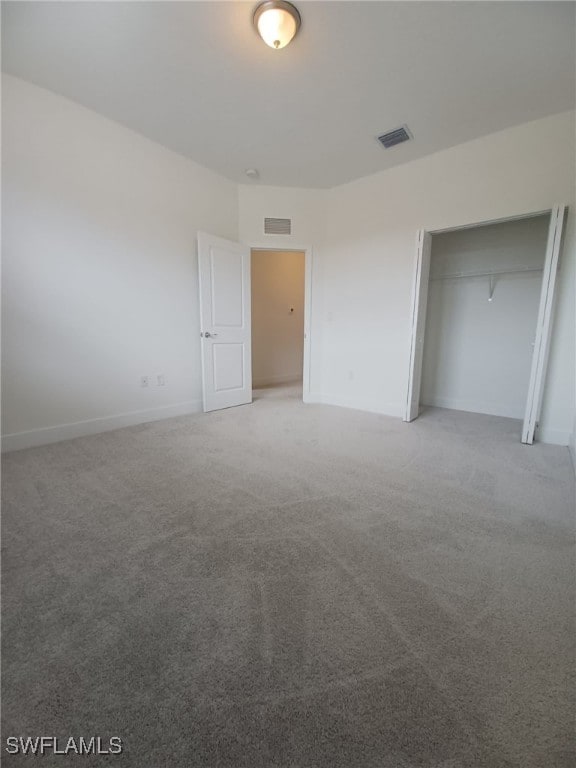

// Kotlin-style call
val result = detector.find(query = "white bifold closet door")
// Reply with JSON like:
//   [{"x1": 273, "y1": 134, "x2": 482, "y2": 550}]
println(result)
[
  {"x1": 404, "y1": 230, "x2": 432, "y2": 422},
  {"x1": 521, "y1": 205, "x2": 566, "y2": 444},
  {"x1": 197, "y1": 232, "x2": 252, "y2": 412}
]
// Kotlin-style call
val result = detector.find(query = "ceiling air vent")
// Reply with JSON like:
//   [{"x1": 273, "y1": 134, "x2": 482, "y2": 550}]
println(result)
[
  {"x1": 377, "y1": 125, "x2": 412, "y2": 149},
  {"x1": 264, "y1": 217, "x2": 291, "y2": 235}
]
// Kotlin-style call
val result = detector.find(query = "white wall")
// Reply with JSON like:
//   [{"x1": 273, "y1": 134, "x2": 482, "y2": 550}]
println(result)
[
  {"x1": 2, "y1": 75, "x2": 238, "y2": 450},
  {"x1": 251, "y1": 250, "x2": 305, "y2": 387},
  {"x1": 315, "y1": 111, "x2": 575, "y2": 444},
  {"x1": 421, "y1": 216, "x2": 549, "y2": 419},
  {"x1": 238, "y1": 185, "x2": 324, "y2": 247}
]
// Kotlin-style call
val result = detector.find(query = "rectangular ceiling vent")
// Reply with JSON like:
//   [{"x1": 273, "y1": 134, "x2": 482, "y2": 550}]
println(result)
[
  {"x1": 377, "y1": 125, "x2": 412, "y2": 149},
  {"x1": 264, "y1": 217, "x2": 291, "y2": 235}
]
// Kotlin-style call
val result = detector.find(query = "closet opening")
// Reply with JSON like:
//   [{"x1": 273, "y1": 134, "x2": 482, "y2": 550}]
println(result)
[
  {"x1": 251, "y1": 248, "x2": 306, "y2": 400},
  {"x1": 405, "y1": 206, "x2": 566, "y2": 444}
]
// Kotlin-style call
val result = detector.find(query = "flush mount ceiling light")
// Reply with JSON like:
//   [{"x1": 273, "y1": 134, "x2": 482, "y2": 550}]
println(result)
[{"x1": 253, "y1": 1, "x2": 301, "y2": 50}]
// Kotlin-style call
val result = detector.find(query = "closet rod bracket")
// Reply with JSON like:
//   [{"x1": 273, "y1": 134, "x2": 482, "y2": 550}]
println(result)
[{"x1": 488, "y1": 275, "x2": 495, "y2": 302}]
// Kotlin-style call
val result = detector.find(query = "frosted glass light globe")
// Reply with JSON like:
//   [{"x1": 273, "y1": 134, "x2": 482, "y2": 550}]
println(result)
[{"x1": 254, "y1": 2, "x2": 301, "y2": 50}]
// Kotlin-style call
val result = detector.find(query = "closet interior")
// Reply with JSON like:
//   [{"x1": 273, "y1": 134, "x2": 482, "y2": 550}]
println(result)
[{"x1": 420, "y1": 215, "x2": 550, "y2": 422}]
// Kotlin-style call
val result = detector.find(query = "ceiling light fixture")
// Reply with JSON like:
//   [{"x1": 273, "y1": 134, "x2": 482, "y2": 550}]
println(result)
[{"x1": 253, "y1": 1, "x2": 301, "y2": 50}]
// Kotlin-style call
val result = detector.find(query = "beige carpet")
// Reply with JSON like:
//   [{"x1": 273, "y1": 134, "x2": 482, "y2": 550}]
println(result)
[{"x1": 2, "y1": 384, "x2": 575, "y2": 767}]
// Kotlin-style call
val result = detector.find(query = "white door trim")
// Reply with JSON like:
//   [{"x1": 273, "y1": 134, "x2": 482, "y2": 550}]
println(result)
[
  {"x1": 428, "y1": 209, "x2": 552, "y2": 235},
  {"x1": 248, "y1": 243, "x2": 314, "y2": 403}
]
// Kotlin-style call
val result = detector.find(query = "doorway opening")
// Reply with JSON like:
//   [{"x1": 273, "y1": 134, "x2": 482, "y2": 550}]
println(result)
[
  {"x1": 197, "y1": 232, "x2": 313, "y2": 413},
  {"x1": 251, "y1": 249, "x2": 306, "y2": 399},
  {"x1": 404, "y1": 206, "x2": 566, "y2": 444}
]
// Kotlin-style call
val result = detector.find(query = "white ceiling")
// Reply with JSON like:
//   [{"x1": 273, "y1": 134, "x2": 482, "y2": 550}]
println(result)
[{"x1": 2, "y1": 2, "x2": 575, "y2": 189}]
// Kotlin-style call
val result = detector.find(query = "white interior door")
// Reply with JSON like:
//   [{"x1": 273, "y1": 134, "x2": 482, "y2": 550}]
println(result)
[
  {"x1": 521, "y1": 205, "x2": 566, "y2": 444},
  {"x1": 404, "y1": 229, "x2": 432, "y2": 422},
  {"x1": 198, "y1": 232, "x2": 252, "y2": 412}
]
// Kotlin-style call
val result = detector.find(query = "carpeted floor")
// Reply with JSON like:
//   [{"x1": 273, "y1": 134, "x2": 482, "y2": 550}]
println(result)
[{"x1": 2, "y1": 384, "x2": 575, "y2": 767}]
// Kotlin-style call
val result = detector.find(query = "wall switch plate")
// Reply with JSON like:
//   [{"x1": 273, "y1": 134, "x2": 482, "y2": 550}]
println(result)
[{"x1": 157, "y1": 375, "x2": 165, "y2": 386}]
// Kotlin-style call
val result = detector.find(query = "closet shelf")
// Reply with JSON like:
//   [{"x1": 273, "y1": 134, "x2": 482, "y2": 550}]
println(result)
[
  {"x1": 430, "y1": 266, "x2": 543, "y2": 281},
  {"x1": 430, "y1": 265, "x2": 543, "y2": 302}
]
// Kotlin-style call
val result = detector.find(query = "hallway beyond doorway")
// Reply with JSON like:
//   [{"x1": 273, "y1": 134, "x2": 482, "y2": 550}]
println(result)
[{"x1": 251, "y1": 249, "x2": 305, "y2": 392}]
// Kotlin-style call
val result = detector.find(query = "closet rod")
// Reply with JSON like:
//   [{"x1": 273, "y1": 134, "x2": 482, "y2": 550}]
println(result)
[{"x1": 430, "y1": 266, "x2": 543, "y2": 281}]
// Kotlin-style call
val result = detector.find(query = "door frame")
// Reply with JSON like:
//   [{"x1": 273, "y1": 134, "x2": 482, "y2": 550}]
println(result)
[
  {"x1": 248, "y1": 242, "x2": 313, "y2": 403},
  {"x1": 404, "y1": 206, "x2": 567, "y2": 443}
]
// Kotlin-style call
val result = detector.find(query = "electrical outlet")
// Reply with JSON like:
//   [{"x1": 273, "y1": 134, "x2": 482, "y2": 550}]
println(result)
[
  {"x1": 140, "y1": 376, "x2": 149, "y2": 388},
  {"x1": 157, "y1": 375, "x2": 165, "y2": 386}
]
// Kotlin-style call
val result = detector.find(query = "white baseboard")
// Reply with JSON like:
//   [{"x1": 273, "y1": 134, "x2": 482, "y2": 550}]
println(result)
[
  {"x1": 310, "y1": 392, "x2": 403, "y2": 419},
  {"x1": 307, "y1": 393, "x2": 572, "y2": 447},
  {"x1": 5, "y1": 393, "x2": 569, "y2": 453},
  {"x1": 253, "y1": 374, "x2": 302, "y2": 388},
  {"x1": 422, "y1": 397, "x2": 571, "y2": 446},
  {"x1": 1, "y1": 399, "x2": 203, "y2": 453},
  {"x1": 536, "y1": 426, "x2": 570, "y2": 447},
  {"x1": 421, "y1": 395, "x2": 524, "y2": 420}
]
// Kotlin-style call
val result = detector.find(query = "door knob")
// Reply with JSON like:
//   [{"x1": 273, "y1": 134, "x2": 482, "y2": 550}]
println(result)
[{"x1": 202, "y1": 331, "x2": 218, "y2": 338}]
